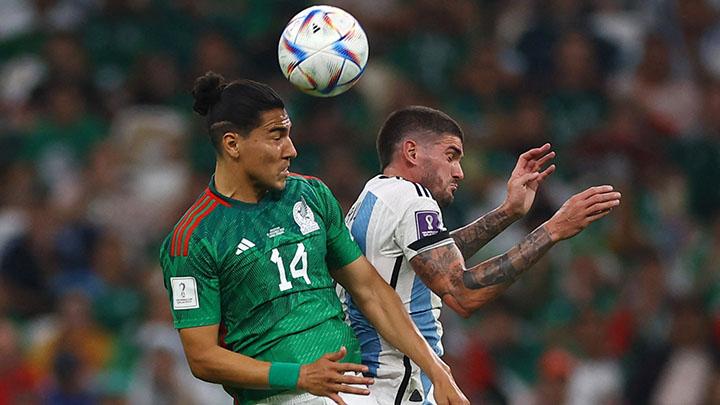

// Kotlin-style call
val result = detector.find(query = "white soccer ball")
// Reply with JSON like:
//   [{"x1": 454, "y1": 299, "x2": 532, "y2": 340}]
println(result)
[{"x1": 278, "y1": 5, "x2": 369, "y2": 97}]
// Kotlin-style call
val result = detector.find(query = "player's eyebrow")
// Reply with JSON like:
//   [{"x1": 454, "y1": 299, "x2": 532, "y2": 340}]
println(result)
[
  {"x1": 447, "y1": 145, "x2": 463, "y2": 157},
  {"x1": 265, "y1": 119, "x2": 292, "y2": 133},
  {"x1": 268, "y1": 125, "x2": 290, "y2": 133}
]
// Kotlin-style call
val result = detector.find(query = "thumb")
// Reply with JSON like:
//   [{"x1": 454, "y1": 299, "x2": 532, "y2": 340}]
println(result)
[{"x1": 324, "y1": 346, "x2": 347, "y2": 362}]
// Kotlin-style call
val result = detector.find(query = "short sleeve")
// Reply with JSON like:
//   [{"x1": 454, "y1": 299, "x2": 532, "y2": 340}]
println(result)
[
  {"x1": 395, "y1": 196, "x2": 453, "y2": 260},
  {"x1": 159, "y1": 235, "x2": 221, "y2": 329},
  {"x1": 312, "y1": 180, "x2": 362, "y2": 270}
]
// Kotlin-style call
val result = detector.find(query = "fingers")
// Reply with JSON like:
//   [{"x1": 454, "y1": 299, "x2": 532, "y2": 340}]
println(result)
[
  {"x1": 515, "y1": 144, "x2": 556, "y2": 181},
  {"x1": 516, "y1": 143, "x2": 552, "y2": 169},
  {"x1": 537, "y1": 164, "x2": 556, "y2": 182},
  {"x1": 327, "y1": 394, "x2": 346, "y2": 405},
  {"x1": 586, "y1": 208, "x2": 613, "y2": 222},
  {"x1": 584, "y1": 191, "x2": 622, "y2": 210},
  {"x1": 587, "y1": 197, "x2": 621, "y2": 213},
  {"x1": 576, "y1": 185, "x2": 614, "y2": 200},
  {"x1": 518, "y1": 143, "x2": 551, "y2": 162},
  {"x1": 331, "y1": 383, "x2": 371, "y2": 396},
  {"x1": 323, "y1": 346, "x2": 347, "y2": 362},
  {"x1": 515, "y1": 171, "x2": 540, "y2": 186},
  {"x1": 531, "y1": 150, "x2": 556, "y2": 171},
  {"x1": 302, "y1": 351, "x2": 374, "y2": 402},
  {"x1": 335, "y1": 362, "x2": 371, "y2": 375}
]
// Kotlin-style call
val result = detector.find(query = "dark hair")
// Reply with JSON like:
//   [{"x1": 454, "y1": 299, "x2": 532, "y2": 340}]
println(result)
[
  {"x1": 191, "y1": 71, "x2": 285, "y2": 151},
  {"x1": 376, "y1": 106, "x2": 464, "y2": 169}
]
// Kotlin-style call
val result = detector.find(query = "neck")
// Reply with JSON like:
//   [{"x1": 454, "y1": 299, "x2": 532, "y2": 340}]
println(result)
[
  {"x1": 383, "y1": 164, "x2": 419, "y2": 183},
  {"x1": 214, "y1": 159, "x2": 267, "y2": 203}
]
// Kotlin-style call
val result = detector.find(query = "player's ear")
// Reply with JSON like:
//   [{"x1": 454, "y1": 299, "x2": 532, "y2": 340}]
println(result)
[
  {"x1": 402, "y1": 139, "x2": 418, "y2": 165},
  {"x1": 222, "y1": 131, "x2": 242, "y2": 159}
]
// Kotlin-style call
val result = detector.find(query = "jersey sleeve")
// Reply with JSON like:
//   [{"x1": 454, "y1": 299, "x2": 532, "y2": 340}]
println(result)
[
  {"x1": 395, "y1": 196, "x2": 454, "y2": 260},
  {"x1": 159, "y1": 235, "x2": 221, "y2": 329},
  {"x1": 313, "y1": 180, "x2": 362, "y2": 270}
]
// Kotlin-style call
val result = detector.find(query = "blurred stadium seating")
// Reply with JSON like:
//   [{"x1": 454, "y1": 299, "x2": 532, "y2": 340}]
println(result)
[{"x1": 1, "y1": 1, "x2": 719, "y2": 404}]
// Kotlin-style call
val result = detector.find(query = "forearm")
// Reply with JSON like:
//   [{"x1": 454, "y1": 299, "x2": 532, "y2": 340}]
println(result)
[
  {"x1": 353, "y1": 281, "x2": 447, "y2": 378},
  {"x1": 180, "y1": 330, "x2": 271, "y2": 389},
  {"x1": 450, "y1": 205, "x2": 518, "y2": 259},
  {"x1": 188, "y1": 346, "x2": 271, "y2": 388},
  {"x1": 463, "y1": 224, "x2": 554, "y2": 289}
]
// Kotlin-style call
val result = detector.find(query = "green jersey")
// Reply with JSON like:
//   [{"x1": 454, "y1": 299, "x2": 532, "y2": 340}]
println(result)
[{"x1": 159, "y1": 174, "x2": 363, "y2": 403}]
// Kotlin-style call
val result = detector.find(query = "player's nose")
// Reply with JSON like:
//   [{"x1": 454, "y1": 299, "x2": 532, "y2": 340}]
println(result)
[
  {"x1": 452, "y1": 163, "x2": 464, "y2": 180},
  {"x1": 283, "y1": 136, "x2": 298, "y2": 159}
]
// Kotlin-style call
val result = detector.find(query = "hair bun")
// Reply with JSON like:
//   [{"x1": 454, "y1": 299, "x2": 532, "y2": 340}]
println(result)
[{"x1": 192, "y1": 71, "x2": 227, "y2": 116}]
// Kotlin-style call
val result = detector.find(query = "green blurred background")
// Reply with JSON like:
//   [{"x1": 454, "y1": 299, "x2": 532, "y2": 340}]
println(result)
[{"x1": 1, "y1": 0, "x2": 719, "y2": 404}]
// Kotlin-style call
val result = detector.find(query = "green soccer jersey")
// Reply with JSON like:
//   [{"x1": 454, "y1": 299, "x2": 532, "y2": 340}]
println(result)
[{"x1": 159, "y1": 174, "x2": 363, "y2": 403}]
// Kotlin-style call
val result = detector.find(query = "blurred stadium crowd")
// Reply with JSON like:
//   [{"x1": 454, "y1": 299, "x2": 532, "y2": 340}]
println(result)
[{"x1": 0, "y1": 0, "x2": 719, "y2": 404}]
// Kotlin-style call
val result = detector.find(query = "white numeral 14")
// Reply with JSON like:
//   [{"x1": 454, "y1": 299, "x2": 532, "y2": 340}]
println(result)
[{"x1": 271, "y1": 243, "x2": 310, "y2": 291}]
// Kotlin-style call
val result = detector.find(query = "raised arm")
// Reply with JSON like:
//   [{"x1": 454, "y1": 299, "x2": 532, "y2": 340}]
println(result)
[
  {"x1": 413, "y1": 185, "x2": 621, "y2": 318},
  {"x1": 451, "y1": 143, "x2": 555, "y2": 259},
  {"x1": 332, "y1": 256, "x2": 469, "y2": 405},
  {"x1": 179, "y1": 324, "x2": 373, "y2": 403}
]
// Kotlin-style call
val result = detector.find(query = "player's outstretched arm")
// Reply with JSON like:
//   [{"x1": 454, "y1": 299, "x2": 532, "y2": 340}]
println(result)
[
  {"x1": 332, "y1": 257, "x2": 470, "y2": 405},
  {"x1": 178, "y1": 325, "x2": 372, "y2": 400},
  {"x1": 451, "y1": 143, "x2": 555, "y2": 259},
  {"x1": 412, "y1": 185, "x2": 621, "y2": 317}
]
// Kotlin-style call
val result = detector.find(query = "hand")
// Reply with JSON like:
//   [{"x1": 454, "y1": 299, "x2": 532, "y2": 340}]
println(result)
[
  {"x1": 545, "y1": 185, "x2": 621, "y2": 242},
  {"x1": 502, "y1": 143, "x2": 556, "y2": 218},
  {"x1": 297, "y1": 346, "x2": 374, "y2": 405},
  {"x1": 431, "y1": 368, "x2": 470, "y2": 405}
]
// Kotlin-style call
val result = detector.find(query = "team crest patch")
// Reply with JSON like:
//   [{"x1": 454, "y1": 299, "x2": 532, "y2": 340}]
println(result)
[
  {"x1": 415, "y1": 210, "x2": 442, "y2": 238},
  {"x1": 293, "y1": 197, "x2": 320, "y2": 235}
]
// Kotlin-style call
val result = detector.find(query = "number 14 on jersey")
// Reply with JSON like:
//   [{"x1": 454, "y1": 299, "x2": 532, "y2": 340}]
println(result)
[{"x1": 271, "y1": 242, "x2": 311, "y2": 291}]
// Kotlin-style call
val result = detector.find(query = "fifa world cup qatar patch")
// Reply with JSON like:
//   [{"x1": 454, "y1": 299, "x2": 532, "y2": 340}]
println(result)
[
  {"x1": 171, "y1": 276, "x2": 199, "y2": 310},
  {"x1": 415, "y1": 210, "x2": 443, "y2": 238}
]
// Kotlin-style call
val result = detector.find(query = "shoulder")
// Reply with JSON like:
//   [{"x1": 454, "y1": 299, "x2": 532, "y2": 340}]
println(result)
[
  {"x1": 288, "y1": 172, "x2": 325, "y2": 189},
  {"x1": 287, "y1": 172, "x2": 334, "y2": 200},
  {"x1": 369, "y1": 176, "x2": 436, "y2": 210},
  {"x1": 163, "y1": 188, "x2": 227, "y2": 258}
]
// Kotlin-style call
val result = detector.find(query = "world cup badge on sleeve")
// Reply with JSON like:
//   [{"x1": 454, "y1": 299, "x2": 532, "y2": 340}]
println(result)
[{"x1": 415, "y1": 210, "x2": 443, "y2": 239}]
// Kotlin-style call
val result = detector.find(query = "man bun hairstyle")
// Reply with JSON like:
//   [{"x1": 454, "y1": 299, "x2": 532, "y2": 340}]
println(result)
[
  {"x1": 192, "y1": 71, "x2": 226, "y2": 116},
  {"x1": 377, "y1": 105, "x2": 464, "y2": 170},
  {"x1": 191, "y1": 71, "x2": 285, "y2": 152}
]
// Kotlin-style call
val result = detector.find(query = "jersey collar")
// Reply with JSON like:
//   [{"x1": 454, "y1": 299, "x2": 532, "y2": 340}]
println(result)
[{"x1": 207, "y1": 175, "x2": 279, "y2": 209}]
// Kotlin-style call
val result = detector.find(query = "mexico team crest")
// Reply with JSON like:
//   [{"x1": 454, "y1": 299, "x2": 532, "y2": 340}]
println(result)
[{"x1": 293, "y1": 197, "x2": 320, "y2": 235}]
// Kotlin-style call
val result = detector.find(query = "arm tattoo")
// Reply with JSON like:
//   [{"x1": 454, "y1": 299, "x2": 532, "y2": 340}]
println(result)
[
  {"x1": 410, "y1": 244, "x2": 466, "y2": 297},
  {"x1": 463, "y1": 225, "x2": 554, "y2": 289},
  {"x1": 450, "y1": 207, "x2": 515, "y2": 259}
]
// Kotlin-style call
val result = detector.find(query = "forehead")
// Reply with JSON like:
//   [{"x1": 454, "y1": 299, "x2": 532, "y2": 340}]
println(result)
[
  {"x1": 433, "y1": 133, "x2": 464, "y2": 153},
  {"x1": 257, "y1": 108, "x2": 291, "y2": 129}
]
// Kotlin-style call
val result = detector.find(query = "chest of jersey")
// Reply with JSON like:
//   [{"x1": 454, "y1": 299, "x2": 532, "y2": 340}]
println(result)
[{"x1": 208, "y1": 193, "x2": 335, "y2": 311}]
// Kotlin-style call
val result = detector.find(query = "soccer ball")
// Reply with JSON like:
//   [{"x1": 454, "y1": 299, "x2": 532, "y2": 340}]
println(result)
[{"x1": 278, "y1": 5, "x2": 369, "y2": 97}]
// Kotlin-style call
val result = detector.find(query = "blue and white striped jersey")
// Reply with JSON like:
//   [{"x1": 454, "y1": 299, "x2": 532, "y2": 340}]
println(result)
[{"x1": 338, "y1": 175, "x2": 454, "y2": 402}]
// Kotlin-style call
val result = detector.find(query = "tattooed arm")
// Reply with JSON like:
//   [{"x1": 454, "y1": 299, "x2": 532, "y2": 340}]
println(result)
[
  {"x1": 412, "y1": 225, "x2": 553, "y2": 317},
  {"x1": 410, "y1": 185, "x2": 621, "y2": 318},
  {"x1": 450, "y1": 205, "x2": 516, "y2": 259},
  {"x1": 451, "y1": 144, "x2": 556, "y2": 259}
]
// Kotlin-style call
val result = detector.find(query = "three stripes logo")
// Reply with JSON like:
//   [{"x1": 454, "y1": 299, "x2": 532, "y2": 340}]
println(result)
[{"x1": 235, "y1": 239, "x2": 256, "y2": 255}]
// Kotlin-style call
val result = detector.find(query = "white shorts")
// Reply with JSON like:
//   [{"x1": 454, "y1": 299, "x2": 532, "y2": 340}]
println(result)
[
  {"x1": 255, "y1": 390, "x2": 377, "y2": 405},
  {"x1": 256, "y1": 373, "x2": 378, "y2": 405},
  {"x1": 369, "y1": 355, "x2": 435, "y2": 405}
]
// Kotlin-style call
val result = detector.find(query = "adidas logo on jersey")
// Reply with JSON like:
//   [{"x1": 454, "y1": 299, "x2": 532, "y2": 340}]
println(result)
[{"x1": 235, "y1": 239, "x2": 256, "y2": 255}]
